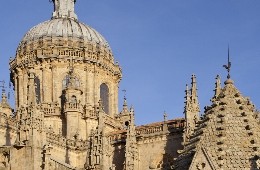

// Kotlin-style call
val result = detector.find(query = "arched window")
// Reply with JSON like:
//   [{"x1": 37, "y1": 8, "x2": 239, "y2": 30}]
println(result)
[
  {"x1": 34, "y1": 77, "x2": 41, "y2": 104},
  {"x1": 62, "y1": 75, "x2": 80, "y2": 89},
  {"x1": 100, "y1": 83, "x2": 109, "y2": 114}
]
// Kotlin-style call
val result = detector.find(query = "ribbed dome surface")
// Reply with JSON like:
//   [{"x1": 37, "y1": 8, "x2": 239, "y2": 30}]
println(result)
[{"x1": 20, "y1": 18, "x2": 110, "y2": 50}]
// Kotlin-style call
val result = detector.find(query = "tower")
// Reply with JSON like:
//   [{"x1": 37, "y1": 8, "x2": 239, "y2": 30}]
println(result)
[
  {"x1": 8, "y1": 0, "x2": 123, "y2": 168},
  {"x1": 10, "y1": 0, "x2": 122, "y2": 139}
]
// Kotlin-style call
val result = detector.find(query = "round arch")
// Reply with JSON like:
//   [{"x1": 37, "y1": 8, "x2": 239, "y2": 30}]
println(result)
[{"x1": 100, "y1": 83, "x2": 109, "y2": 114}]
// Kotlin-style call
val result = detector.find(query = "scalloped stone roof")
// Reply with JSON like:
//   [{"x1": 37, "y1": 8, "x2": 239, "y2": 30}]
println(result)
[
  {"x1": 19, "y1": 18, "x2": 111, "y2": 50},
  {"x1": 174, "y1": 79, "x2": 260, "y2": 169}
]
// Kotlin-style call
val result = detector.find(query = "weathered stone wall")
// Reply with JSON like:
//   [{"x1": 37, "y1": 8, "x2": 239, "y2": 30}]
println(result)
[
  {"x1": 137, "y1": 133, "x2": 183, "y2": 170},
  {"x1": 9, "y1": 147, "x2": 33, "y2": 170},
  {"x1": 0, "y1": 113, "x2": 17, "y2": 146}
]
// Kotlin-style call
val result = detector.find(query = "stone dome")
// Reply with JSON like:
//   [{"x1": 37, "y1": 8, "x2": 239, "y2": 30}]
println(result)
[
  {"x1": 19, "y1": 18, "x2": 111, "y2": 51},
  {"x1": 15, "y1": 0, "x2": 115, "y2": 65}
]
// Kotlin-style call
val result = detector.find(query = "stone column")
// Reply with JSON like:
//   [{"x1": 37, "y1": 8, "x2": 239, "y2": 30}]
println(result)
[
  {"x1": 51, "y1": 65, "x2": 57, "y2": 102},
  {"x1": 84, "y1": 66, "x2": 90, "y2": 105},
  {"x1": 28, "y1": 72, "x2": 36, "y2": 105},
  {"x1": 93, "y1": 64, "x2": 98, "y2": 106},
  {"x1": 14, "y1": 75, "x2": 18, "y2": 109},
  {"x1": 42, "y1": 66, "x2": 48, "y2": 102},
  {"x1": 109, "y1": 84, "x2": 113, "y2": 117},
  {"x1": 23, "y1": 72, "x2": 28, "y2": 105},
  {"x1": 113, "y1": 84, "x2": 119, "y2": 116},
  {"x1": 18, "y1": 72, "x2": 24, "y2": 107}
]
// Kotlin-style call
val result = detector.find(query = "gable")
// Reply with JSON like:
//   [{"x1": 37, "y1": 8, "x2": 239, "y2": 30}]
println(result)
[{"x1": 189, "y1": 146, "x2": 217, "y2": 170}]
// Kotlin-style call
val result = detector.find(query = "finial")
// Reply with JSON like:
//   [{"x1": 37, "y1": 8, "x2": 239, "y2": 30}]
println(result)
[
  {"x1": 122, "y1": 89, "x2": 127, "y2": 100},
  {"x1": 184, "y1": 84, "x2": 191, "y2": 111},
  {"x1": 191, "y1": 74, "x2": 196, "y2": 83},
  {"x1": 185, "y1": 84, "x2": 190, "y2": 99},
  {"x1": 189, "y1": 74, "x2": 200, "y2": 112},
  {"x1": 223, "y1": 45, "x2": 232, "y2": 79},
  {"x1": 0, "y1": 81, "x2": 8, "y2": 105},
  {"x1": 163, "y1": 111, "x2": 168, "y2": 122},
  {"x1": 130, "y1": 105, "x2": 134, "y2": 112},
  {"x1": 0, "y1": 80, "x2": 6, "y2": 93},
  {"x1": 122, "y1": 90, "x2": 128, "y2": 112},
  {"x1": 191, "y1": 74, "x2": 198, "y2": 100},
  {"x1": 122, "y1": 89, "x2": 127, "y2": 106},
  {"x1": 51, "y1": 0, "x2": 78, "y2": 20},
  {"x1": 214, "y1": 75, "x2": 221, "y2": 97}
]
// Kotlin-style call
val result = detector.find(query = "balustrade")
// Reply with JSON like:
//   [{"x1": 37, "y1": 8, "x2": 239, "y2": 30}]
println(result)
[{"x1": 41, "y1": 103, "x2": 60, "y2": 116}]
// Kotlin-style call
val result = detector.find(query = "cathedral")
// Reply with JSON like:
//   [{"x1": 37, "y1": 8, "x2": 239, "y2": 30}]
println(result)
[{"x1": 0, "y1": 0, "x2": 259, "y2": 169}]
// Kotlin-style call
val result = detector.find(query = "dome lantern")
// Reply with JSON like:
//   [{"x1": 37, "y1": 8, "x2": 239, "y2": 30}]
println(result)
[{"x1": 51, "y1": 0, "x2": 78, "y2": 20}]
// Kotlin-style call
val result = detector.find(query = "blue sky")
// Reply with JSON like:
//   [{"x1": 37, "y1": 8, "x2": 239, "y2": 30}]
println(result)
[{"x1": 0, "y1": 1, "x2": 260, "y2": 125}]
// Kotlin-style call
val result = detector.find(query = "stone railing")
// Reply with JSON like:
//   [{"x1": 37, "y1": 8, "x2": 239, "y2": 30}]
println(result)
[
  {"x1": 49, "y1": 157, "x2": 76, "y2": 170},
  {"x1": 136, "y1": 125, "x2": 163, "y2": 135},
  {"x1": 167, "y1": 119, "x2": 185, "y2": 130},
  {"x1": 12, "y1": 38, "x2": 122, "y2": 78},
  {"x1": 88, "y1": 110, "x2": 97, "y2": 118},
  {"x1": 46, "y1": 131, "x2": 88, "y2": 151},
  {"x1": 108, "y1": 130, "x2": 127, "y2": 143},
  {"x1": 64, "y1": 102, "x2": 84, "y2": 113},
  {"x1": 46, "y1": 132, "x2": 67, "y2": 148},
  {"x1": 58, "y1": 49, "x2": 84, "y2": 58},
  {"x1": 66, "y1": 138, "x2": 88, "y2": 151},
  {"x1": 107, "y1": 119, "x2": 185, "y2": 143},
  {"x1": 136, "y1": 119, "x2": 185, "y2": 136},
  {"x1": 41, "y1": 103, "x2": 61, "y2": 116}
]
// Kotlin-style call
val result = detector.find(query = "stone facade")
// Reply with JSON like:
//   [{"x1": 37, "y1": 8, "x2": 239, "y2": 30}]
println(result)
[{"x1": 0, "y1": 0, "x2": 259, "y2": 170}]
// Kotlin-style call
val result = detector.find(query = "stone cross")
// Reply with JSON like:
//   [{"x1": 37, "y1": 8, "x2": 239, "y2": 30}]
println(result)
[{"x1": 51, "y1": 0, "x2": 78, "y2": 20}]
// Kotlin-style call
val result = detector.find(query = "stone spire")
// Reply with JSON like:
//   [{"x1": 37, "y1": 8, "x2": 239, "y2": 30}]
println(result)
[
  {"x1": 120, "y1": 90, "x2": 129, "y2": 115},
  {"x1": 122, "y1": 90, "x2": 129, "y2": 113},
  {"x1": 85, "y1": 101, "x2": 106, "y2": 170},
  {"x1": 1, "y1": 90, "x2": 10, "y2": 109},
  {"x1": 51, "y1": 0, "x2": 78, "y2": 20},
  {"x1": 184, "y1": 84, "x2": 190, "y2": 108},
  {"x1": 183, "y1": 75, "x2": 200, "y2": 142},
  {"x1": 125, "y1": 106, "x2": 138, "y2": 170},
  {"x1": 190, "y1": 74, "x2": 199, "y2": 111},
  {"x1": 0, "y1": 81, "x2": 10, "y2": 109},
  {"x1": 0, "y1": 81, "x2": 12, "y2": 117}
]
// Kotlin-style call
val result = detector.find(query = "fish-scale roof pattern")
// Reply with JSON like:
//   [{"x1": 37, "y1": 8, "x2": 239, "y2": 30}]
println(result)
[{"x1": 175, "y1": 79, "x2": 260, "y2": 170}]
